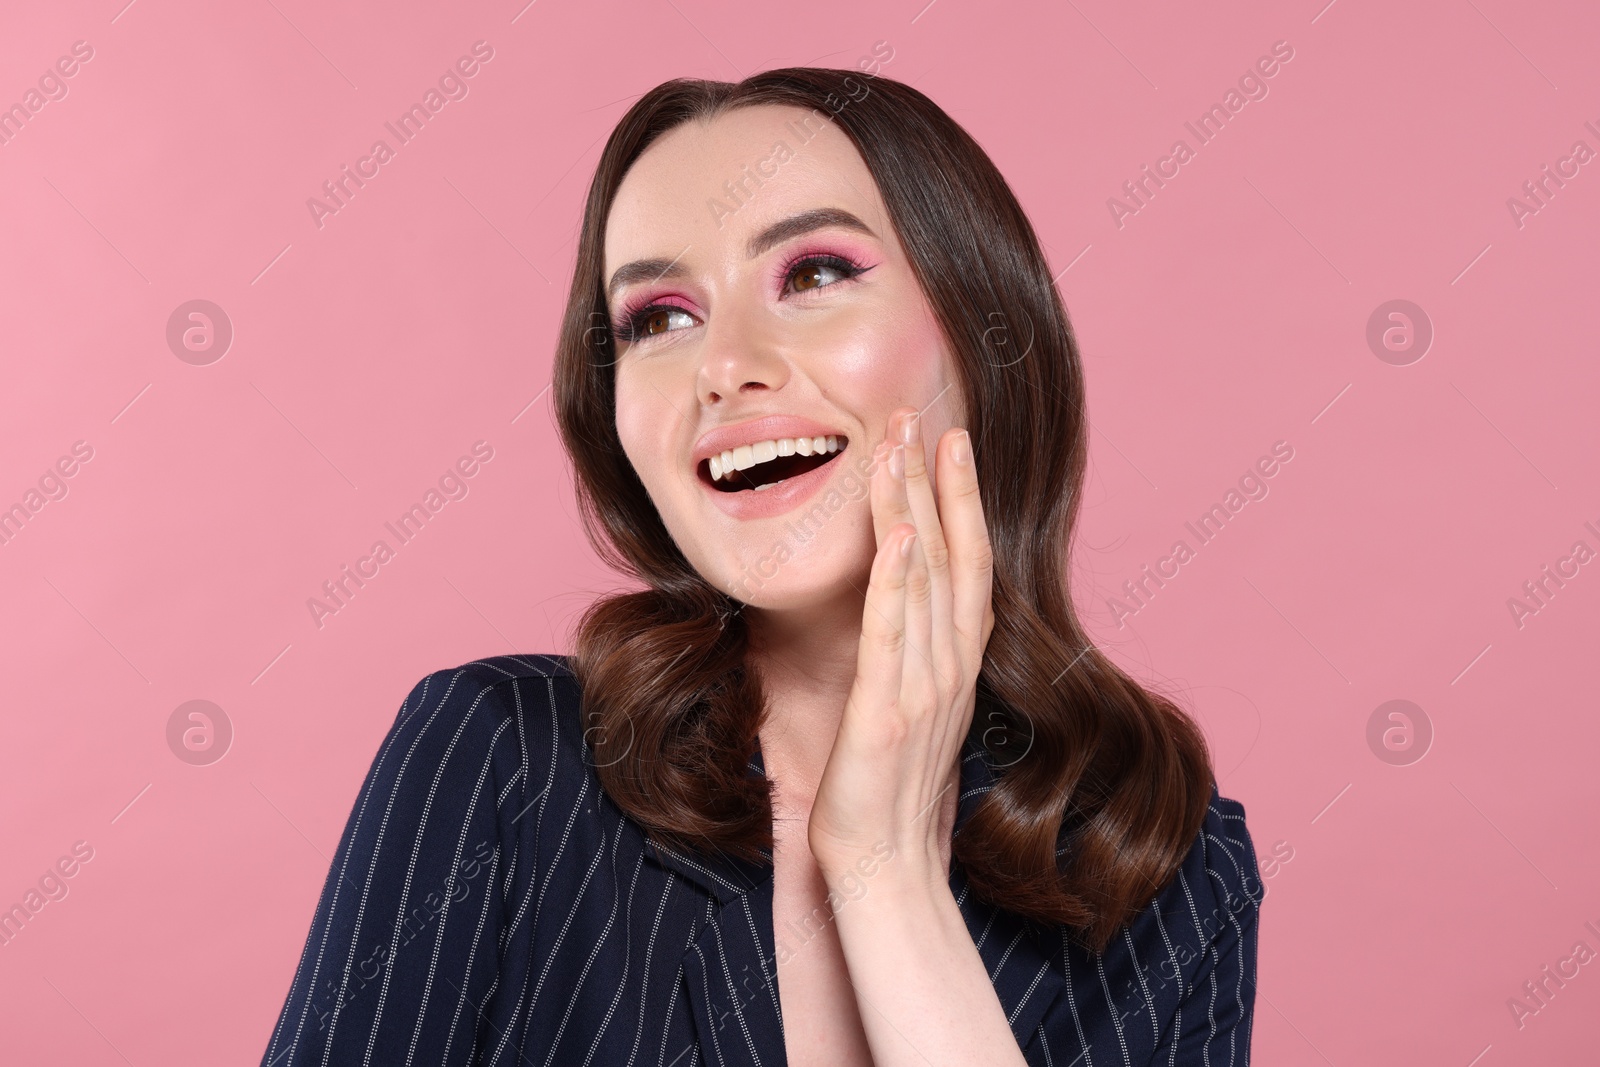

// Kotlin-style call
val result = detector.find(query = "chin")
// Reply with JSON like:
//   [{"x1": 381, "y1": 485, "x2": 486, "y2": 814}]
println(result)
[
  {"x1": 731, "y1": 570, "x2": 856, "y2": 612},
  {"x1": 698, "y1": 522, "x2": 875, "y2": 612}
]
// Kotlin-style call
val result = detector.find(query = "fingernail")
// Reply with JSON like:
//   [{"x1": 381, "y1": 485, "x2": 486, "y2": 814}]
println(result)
[
  {"x1": 900, "y1": 411, "x2": 919, "y2": 444},
  {"x1": 901, "y1": 532, "x2": 916, "y2": 558},
  {"x1": 889, "y1": 444, "x2": 905, "y2": 480},
  {"x1": 951, "y1": 430, "x2": 970, "y2": 465}
]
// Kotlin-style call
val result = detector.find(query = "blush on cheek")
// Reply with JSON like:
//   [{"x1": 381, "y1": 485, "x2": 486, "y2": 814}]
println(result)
[
  {"x1": 829, "y1": 312, "x2": 951, "y2": 419},
  {"x1": 612, "y1": 376, "x2": 665, "y2": 467},
  {"x1": 613, "y1": 390, "x2": 668, "y2": 504}
]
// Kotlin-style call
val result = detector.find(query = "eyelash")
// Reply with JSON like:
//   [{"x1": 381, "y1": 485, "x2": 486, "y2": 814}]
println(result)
[{"x1": 610, "y1": 251, "x2": 872, "y2": 346}]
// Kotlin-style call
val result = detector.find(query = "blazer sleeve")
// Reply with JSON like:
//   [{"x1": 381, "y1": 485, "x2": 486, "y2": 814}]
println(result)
[
  {"x1": 259, "y1": 666, "x2": 539, "y2": 1067},
  {"x1": 1158, "y1": 789, "x2": 1264, "y2": 1065}
]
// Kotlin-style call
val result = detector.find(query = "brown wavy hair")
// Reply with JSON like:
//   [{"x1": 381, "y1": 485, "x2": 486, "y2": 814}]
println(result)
[{"x1": 552, "y1": 66, "x2": 1214, "y2": 954}]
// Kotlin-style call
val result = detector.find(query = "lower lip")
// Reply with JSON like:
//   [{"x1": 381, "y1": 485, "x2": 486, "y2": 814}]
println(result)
[{"x1": 699, "y1": 449, "x2": 849, "y2": 520}]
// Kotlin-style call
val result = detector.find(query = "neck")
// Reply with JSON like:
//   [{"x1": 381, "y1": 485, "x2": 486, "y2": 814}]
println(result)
[
  {"x1": 744, "y1": 586, "x2": 865, "y2": 812},
  {"x1": 743, "y1": 588, "x2": 965, "y2": 879}
]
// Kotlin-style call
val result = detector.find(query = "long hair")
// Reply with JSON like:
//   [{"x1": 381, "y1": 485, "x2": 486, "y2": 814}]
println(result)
[{"x1": 552, "y1": 66, "x2": 1214, "y2": 953}]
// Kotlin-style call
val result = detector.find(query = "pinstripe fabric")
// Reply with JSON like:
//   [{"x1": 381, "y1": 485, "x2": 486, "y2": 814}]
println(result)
[{"x1": 260, "y1": 654, "x2": 1263, "y2": 1066}]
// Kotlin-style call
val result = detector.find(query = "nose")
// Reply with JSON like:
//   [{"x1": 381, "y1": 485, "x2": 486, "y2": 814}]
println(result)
[{"x1": 695, "y1": 297, "x2": 790, "y2": 406}]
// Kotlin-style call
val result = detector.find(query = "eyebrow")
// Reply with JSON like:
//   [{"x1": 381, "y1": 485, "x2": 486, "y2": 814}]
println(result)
[{"x1": 605, "y1": 207, "x2": 877, "y2": 300}]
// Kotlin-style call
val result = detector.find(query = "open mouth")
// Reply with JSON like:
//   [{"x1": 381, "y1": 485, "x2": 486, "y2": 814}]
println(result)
[{"x1": 700, "y1": 435, "x2": 848, "y2": 493}]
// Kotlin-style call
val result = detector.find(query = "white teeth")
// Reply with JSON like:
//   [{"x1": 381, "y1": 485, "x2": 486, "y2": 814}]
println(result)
[{"x1": 706, "y1": 435, "x2": 842, "y2": 483}]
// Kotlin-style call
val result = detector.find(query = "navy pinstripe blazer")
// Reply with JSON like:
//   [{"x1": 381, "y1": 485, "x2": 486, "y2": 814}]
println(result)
[{"x1": 260, "y1": 654, "x2": 1263, "y2": 1066}]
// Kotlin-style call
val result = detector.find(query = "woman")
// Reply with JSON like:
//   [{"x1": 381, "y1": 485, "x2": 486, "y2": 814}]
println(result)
[{"x1": 261, "y1": 66, "x2": 1262, "y2": 1067}]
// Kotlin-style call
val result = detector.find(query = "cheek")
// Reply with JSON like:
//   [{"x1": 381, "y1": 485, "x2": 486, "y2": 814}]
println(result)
[
  {"x1": 613, "y1": 373, "x2": 673, "y2": 488},
  {"x1": 829, "y1": 309, "x2": 948, "y2": 405}
]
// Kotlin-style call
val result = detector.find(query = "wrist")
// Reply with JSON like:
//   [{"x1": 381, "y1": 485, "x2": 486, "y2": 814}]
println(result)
[
  {"x1": 817, "y1": 838, "x2": 947, "y2": 905},
  {"x1": 823, "y1": 856, "x2": 965, "y2": 957}
]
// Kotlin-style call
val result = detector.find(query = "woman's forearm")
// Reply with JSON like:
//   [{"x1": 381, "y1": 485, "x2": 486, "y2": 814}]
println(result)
[{"x1": 823, "y1": 856, "x2": 1030, "y2": 1067}]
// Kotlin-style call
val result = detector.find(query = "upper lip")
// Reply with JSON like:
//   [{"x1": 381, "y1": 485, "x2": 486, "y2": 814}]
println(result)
[{"x1": 691, "y1": 415, "x2": 850, "y2": 469}]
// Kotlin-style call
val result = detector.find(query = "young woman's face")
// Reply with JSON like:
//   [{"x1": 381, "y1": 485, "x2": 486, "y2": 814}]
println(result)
[{"x1": 604, "y1": 103, "x2": 965, "y2": 611}]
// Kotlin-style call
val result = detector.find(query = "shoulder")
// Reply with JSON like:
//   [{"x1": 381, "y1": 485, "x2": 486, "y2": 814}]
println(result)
[
  {"x1": 1192, "y1": 786, "x2": 1263, "y2": 940},
  {"x1": 1122, "y1": 783, "x2": 1262, "y2": 1034},
  {"x1": 335, "y1": 653, "x2": 601, "y2": 905},
  {"x1": 1138, "y1": 783, "x2": 1261, "y2": 975},
  {"x1": 259, "y1": 655, "x2": 592, "y2": 1064},
  {"x1": 1013, "y1": 783, "x2": 1265, "y2": 1063},
  {"x1": 1048, "y1": 784, "x2": 1261, "y2": 1062},
  {"x1": 399, "y1": 652, "x2": 578, "y2": 709},
  {"x1": 366, "y1": 653, "x2": 589, "y2": 810},
  {"x1": 391, "y1": 653, "x2": 580, "y2": 737}
]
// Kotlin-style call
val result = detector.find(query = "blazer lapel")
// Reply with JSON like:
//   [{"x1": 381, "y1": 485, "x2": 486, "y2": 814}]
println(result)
[
  {"x1": 642, "y1": 733, "x2": 1068, "y2": 1063},
  {"x1": 950, "y1": 740, "x2": 1068, "y2": 1049},
  {"x1": 642, "y1": 749, "x2": 784, "y2": 1066}
]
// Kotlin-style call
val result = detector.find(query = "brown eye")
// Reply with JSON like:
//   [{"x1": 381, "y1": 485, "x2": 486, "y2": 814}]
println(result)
[
  {"x1": 617, "y1": 304, "x2": 696, "y2": 345},
  {"x1": 792, "y1": 264, "x2": 824, "y2": 291},
  {"x1": 782, "y1": 254, "x2": 867, "y2": 298}
]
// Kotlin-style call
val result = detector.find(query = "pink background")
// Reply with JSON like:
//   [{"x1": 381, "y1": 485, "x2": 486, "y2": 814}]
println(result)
[{"x1": 2, "y1": 0, "x2": 1597, "y2": 1062}]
